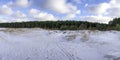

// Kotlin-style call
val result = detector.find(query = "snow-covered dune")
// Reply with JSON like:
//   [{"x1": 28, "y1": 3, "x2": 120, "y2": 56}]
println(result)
[{"x1": 0, "y1": 28, "x2": 120, "y2": 60}]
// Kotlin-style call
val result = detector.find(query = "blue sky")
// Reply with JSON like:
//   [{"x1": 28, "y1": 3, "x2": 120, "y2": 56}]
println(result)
[{"x1": 0, "y1": 0, "x2": 120, "y2": 23}]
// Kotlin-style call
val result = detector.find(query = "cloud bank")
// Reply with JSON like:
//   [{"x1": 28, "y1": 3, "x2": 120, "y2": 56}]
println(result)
[{"x1": 0, "y1": 0, "x2": 120, "y2": 23}]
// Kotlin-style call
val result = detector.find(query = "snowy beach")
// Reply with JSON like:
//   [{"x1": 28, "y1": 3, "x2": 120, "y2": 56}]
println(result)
[{"x1": 0, "y1": 28, "x2": 120, "y2": 60}]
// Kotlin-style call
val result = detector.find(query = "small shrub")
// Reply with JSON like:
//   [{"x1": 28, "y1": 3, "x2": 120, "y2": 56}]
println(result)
[
  {"x1": 81, "y1": 31, "x2": 89, "y2": 42},
  {"x1": 60, "y1": 26, "x2": 68, "y2": 30},
  {"x1": 65, "y1": 34, "x2": 77, "y2": 41},
  {"x1": 69, "y1": 26, "x2": 77, "y2": 30},
  {"x1": 114, "y1": 24, "x2": 120, "y2": 31}
]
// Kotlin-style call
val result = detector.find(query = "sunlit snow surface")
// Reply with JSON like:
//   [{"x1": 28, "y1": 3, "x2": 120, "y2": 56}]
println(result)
[{"x1": 0, "y1": 28, "x2": 120, "y2": 60}]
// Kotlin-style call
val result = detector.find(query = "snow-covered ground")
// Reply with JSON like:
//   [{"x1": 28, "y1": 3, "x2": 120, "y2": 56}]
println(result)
[{"x1": 0, "y1": 28, "x2": 120, "y2": 60}]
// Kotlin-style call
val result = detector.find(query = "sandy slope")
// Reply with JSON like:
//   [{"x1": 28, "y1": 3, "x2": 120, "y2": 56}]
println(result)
[{"x1": 0, "y1": 28, "x2": 120, "y2": 60}]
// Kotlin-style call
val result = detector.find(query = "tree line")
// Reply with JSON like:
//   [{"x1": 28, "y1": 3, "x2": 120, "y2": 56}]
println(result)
[{"x1": 0, "y1": 18, "x2": 120, "y2": 31}]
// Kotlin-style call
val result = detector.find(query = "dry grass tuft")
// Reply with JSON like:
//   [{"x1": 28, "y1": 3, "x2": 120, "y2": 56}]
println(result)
[
  {"x1": 80, "y1": 31, "x2": 90, "y2": 42},
  {"x1": 65, "y1": 34, "x2": 77, "y2": 41}
]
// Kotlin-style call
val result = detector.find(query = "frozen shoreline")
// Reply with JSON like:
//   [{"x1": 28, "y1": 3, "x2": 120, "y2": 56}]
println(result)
[{"x1": 0, "y1": 28, "x2": 120, "y2": 60}]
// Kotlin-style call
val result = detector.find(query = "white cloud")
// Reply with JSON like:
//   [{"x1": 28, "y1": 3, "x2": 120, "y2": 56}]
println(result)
[
  {"x1": 14, "y1": 18, "x2": 30, "y2": 22},
  {"x1": 29, "y1": 9, "x2": 57, "y2": 21},
  {"x1": 80, "y1": 15, "x2": 113, "y2": 24},
  {"x1": 87, "y1": 0, "x2": 120, "y2": 17},
  {"x1": 6, "y1": 0, "x2": 31, "y2": 8},
  {"x1": 46, "y1": 0, "x2": 71, "y2": 14},
  {"x1": 87, "y1": 3, "x2": 110, "y2": 15},
  {"x1": 110, "y1": 0, "x2": 120, "y2": 4},
  {"x1": 64, "y1": 10, "x2": 80, "y2": 19},
  {"x1": 13, "y1": 11, "x2": 26, "y2": 18},
  {"x1": 85, "y1": 0, "x2": 120, "y2": 23},
  {"x1": 108, "y1": 8, "x2": 120, "y2": 17},
  {"x1": 0, "y1": 19, "x2": 8, "y2": 23},
  {"x1": 0, "y1": 16, "x2": 31, "y2": 23},
  {"x1": 16, "y1": 0, "x2": 31, "y2": 7},
  {"x1": 65, "y1": 14, "x2": 76, "y2": 19},
  {"x1": 0, "y1": 5, "x2": 13, "y2": 15},
  {"x1": 0, "y1": 17, "x2": 13, "y2": 23},
  {"x1": 107, "y1": 0, "x2": 120, "y2": 17},
  {"x1": 46, "y1": 0, "x2": 80, "y2": 19}
]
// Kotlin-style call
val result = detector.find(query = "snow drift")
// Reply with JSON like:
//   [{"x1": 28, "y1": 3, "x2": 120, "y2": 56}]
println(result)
[{"x1": 0, "y1": 28, "x2": 120, "y2": 60}]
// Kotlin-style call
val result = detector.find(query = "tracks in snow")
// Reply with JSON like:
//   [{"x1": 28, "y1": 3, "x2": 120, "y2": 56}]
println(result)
[{"x1": 56, "y1": 43, "x2": 81, "y2": 60}]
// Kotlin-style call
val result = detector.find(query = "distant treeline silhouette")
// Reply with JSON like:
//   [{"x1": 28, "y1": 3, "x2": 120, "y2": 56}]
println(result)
[{"x1": 0, "y1": 18, "x2": 120, "y2": 31}]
